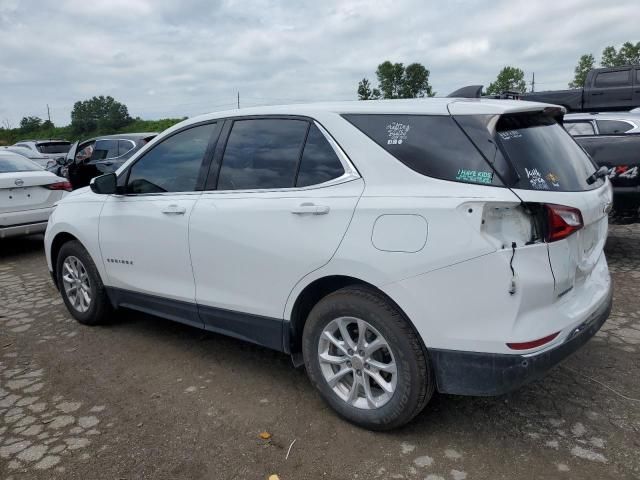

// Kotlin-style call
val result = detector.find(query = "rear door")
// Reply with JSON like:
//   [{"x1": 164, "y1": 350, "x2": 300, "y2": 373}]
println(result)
[
  {"x1": 189, "y1": 118, "x2": 363, "y2": 348},
  {"x1": 587, "y1": 68, "x2": 634, "y2": 110}
]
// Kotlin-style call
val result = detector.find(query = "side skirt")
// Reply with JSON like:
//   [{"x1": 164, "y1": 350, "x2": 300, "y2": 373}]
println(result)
[{"x1": 105, "y1": 287, "x2": 285, "y2": 352}]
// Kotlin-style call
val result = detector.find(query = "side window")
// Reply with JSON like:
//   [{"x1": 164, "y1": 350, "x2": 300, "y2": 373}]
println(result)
[
  {"x1": 596, "y1": 120, "x2": 633, "y2": 135},
  {"x1": 296, "y1": 124, "x2": 345, "y2": 187},
  {"x1": 118, "y1": 140, "x2": 135, "y2": 157},
  {"x1": 217, "y1": 119, "x2": 308, "y2": 190},
  {"x1": 344, "y1": 114, "x2": 506, "y2": 186},
  {"x1": 564, "y1": 121, "x2": 595, "y2": 136},
  {"x1": 126, "y1": 123, "x2": 216, "y2": 194},
  {"x1": 91, "y1": 140, "x2": 118, "y2": 160},
  {"x1": 594, "y1": 70, "x2": 631, "y2": 88}
]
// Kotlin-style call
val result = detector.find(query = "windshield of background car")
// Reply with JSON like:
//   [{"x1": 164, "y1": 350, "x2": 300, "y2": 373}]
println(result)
[
  {"x1": 455, "y1": 112, "x2": 602, "y2": 192},
  {"x1": 36, "y1": 142, "x2": 71, "y2": 154},
  {"x1": 0, "y1": 154, "x2": 43, "y2": 172}
]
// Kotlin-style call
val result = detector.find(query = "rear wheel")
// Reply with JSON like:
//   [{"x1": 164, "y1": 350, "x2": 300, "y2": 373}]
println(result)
[
  {"x1": 302, "y1": 285, "x2": 434, "y2": 430},
  {"x1": 56, "y1": 240, "x2": 112, "y2": 325}
]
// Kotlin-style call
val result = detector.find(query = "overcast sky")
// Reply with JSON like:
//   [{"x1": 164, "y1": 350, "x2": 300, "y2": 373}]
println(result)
[{"x1": 1, "y1": 0, "x2": 638, "y2": 126}]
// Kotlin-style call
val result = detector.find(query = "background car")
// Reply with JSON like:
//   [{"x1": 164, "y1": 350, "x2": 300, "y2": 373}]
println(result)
[
  {"x1": 12, "y1": 139, "x2": 71, "y2": 165},
  {"x1": 562, "y1": 112, "x2": 640, "y2": 221},
  {"x1": 564, "y1": 112, "x2": 640, "y2": 136},
  {"x1": 0, "y1": 151, "x2": 70, "y2": 239},
  {"x1": 65, "y1": 133, "x2": 157, "y2": 189},
  {"x1": 1, "y1": 145, "x2": 52, "y2": 168}
]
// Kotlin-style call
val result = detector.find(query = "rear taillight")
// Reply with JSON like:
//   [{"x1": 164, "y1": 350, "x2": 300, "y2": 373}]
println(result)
[
  {"x1": 544, "y1": 204, "x2": 583, "y2": 242},
  {"x1": 45, "y1": 181, "x2": 72, "y2": 192}
]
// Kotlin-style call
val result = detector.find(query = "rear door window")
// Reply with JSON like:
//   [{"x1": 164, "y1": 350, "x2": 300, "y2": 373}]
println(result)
[
  {"x1": 564, "y1": 121, "x2": 595, "y2": 136},
  {"x1": 594, "y1": 70, "x2": 631, "y2": 87},
  {"x1": 91, "y1": 140, "x2": 118, "y2": 160},
  {"x1": 596, "y1": 120, "x2": 633, "y2": 134},
  {"x1": 296, "y1": 124, "x2": 345, "y2": 187},
  {"x1": 343, "y1": 114, "x2": 505, "y2": 186},
  {"x1": 217, "y1": 119, "x2": 308, "y2": 190}
]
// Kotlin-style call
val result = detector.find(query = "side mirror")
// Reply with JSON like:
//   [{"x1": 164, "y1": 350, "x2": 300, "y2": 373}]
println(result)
[{"x1": 90, "y1": 173, "x2": 117, "y2": 194}]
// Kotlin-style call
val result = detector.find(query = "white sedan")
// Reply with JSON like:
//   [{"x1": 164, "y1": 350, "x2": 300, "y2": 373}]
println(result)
[{"x1": 0, "y1": 151, "x2": 70, "y2": 239}]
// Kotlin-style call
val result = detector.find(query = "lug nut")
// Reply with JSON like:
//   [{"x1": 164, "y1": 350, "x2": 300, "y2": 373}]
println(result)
[
  {"x1": 358, "y1": 350, "x2": 365, "y2": 356},
  {"x1": 347, "y1": 349, "x2": 354, "y2": 355},
  {"x1": 364, "y1": 363, "x2": 370, "y2": 369},
  {"x1": 356, "y1": 369, "x2": 362, "y2": 376},
  {"x1": 346, "y1": 361, "x2": 352, "y2": 368}
]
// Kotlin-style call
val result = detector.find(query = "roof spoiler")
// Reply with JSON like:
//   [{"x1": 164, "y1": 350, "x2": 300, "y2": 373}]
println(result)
[{"x1": 447, "y1": 85, "x2": 483, "y2": 98}]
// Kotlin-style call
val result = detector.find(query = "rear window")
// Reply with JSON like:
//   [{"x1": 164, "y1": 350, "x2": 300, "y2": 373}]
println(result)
[
  {"x1": 0, "y1": 154, "x2": 42, "y2": 172},
  {"x1": 492, "y1": 112, "x2": 602, "y2": 191},
  {"x1": 343, "y1": 114, "x2": 504, "y2": 186},
  {"x1": 36, "y1": 142, "x2": 70, "y2": 154}
]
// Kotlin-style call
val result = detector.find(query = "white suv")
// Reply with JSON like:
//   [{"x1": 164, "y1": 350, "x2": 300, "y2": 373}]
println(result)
[{"x1": 45, "y1": 99, "x2": 613, "y2": 430}]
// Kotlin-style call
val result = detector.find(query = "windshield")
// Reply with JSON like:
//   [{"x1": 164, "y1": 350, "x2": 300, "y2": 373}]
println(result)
[
  {"x1": 37, "y1": 142, "x2": 71, "y2": 154},
  {"x1": 0, "y1": 154, "x2": 43, "y2": 172},
  {"x1": 456, "y1": 112, "x2": 603, "y2": 192}
]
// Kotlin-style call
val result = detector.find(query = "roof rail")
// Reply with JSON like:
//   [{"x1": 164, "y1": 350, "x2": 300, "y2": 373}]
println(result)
[{"x1": 447, "y1": 85, "x2": 483, "y2": 98}]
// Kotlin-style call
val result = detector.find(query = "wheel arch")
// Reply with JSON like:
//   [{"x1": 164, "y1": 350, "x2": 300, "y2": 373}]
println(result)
[
  {"x1": 286, "y1": 275, "x2": 426, "y2": 357},
  {"x1": 50, "y1": 232, "x2": 83, "y2": 288}
]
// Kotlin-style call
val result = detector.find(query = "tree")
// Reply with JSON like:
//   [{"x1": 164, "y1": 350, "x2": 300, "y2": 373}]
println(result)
[
  {"x1": 486, "y1": 66, "x2": 526, "y2": 95},
  {"x1": 569, "y1": 54, "x2": 595, "y2": 88},
  {"x1": 19, "y1": 116, "x2": 43, "y2": 133},
  {"x1": 357, "y1": 61, "x2": 434, "y2": 100},
  {"x1": 71, "y1": 95, "x2": 132, "y2": 134},
  {"x1": 357, "y1": 78, "x2": 381, "y2": 100},
  {"x1": 601, "y1": 42, "x2": 640, "y2": 67},
  {"x1": 41, "y1": 120, "x2": 54, "y2": 130}
]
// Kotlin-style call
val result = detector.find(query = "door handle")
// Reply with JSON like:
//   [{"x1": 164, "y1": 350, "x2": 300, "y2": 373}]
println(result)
[
  {"x1": 161, "y1": 204, "x2": 186, "y2": 215},
  {"x1": 291, "y1": 203, "x2": 330, "y2": 215}
]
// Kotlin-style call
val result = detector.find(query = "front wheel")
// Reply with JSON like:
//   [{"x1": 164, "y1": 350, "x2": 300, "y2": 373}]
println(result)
[
  {"x1": 302, "y1": 286, "x2": 434, "y2": 430},
  {"x1": 56, "y1": 240, "x2": 112, "y2": 325}
]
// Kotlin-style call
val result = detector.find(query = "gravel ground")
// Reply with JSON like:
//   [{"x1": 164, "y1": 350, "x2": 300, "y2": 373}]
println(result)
[{"x1": 1, "y1": 226, "x2": 639, "y2": 480}]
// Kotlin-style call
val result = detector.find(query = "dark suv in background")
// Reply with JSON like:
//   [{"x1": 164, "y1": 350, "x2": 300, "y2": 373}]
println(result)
[{"x1": 65, "y1": 133, "x2": 157, "y2": 189}]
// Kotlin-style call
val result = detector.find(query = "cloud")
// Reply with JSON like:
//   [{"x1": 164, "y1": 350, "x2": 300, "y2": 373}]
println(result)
[{"x1": 0, "y1": 0, "x2": 638, "y2": 126}]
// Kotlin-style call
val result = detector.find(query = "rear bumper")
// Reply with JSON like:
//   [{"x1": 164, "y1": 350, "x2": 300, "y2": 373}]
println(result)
[
  {"x1": 429, "y1": 283, "x2": 613, "y2": 396},
  {"x1": 0, "y1": 221, "x2": 48, "y2": 239}
]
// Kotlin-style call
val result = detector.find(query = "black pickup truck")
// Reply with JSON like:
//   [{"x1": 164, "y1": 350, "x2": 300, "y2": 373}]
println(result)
[
  {"x1": 521, "y1": 66, "x2": 640, "y2": 112},
  {"x1": 572, "y1": 133, "x2": 640, "y2": 220}
]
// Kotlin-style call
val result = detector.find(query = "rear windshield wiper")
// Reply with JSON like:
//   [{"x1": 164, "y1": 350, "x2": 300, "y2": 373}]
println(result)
[{"x1": 586, "y1": 166, "x2": 609, "y2": 185}]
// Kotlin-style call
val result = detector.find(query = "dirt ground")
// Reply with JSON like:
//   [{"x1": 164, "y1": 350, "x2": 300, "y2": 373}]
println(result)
[{"x1": 1, "y1": 225, "x2": 639, "y2": 480}]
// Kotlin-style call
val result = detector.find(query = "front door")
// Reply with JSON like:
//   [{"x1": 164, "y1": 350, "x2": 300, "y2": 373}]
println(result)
[
  {"x1": 189, "y1": 118, "x2": 364, "y2": 348},
  {"x1": 99, "y1": 122, "x2": 220, "y2": 327}
]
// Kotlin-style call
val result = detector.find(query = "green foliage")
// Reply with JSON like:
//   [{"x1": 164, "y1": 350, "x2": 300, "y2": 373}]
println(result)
[
  {"x1": 71, "y1": 95, "x2": 132, "y2": 135},
  {"x1": 486, "y1": 66, "x2": 527, "y2": 95},
  {"x1": 358, "y1": 61, "x2": 434, "y2": 100},
  {"x1": 357, "y1": 78, "x2": 381, "y2": 100},
  {"x1": 569, "y1": 54, "x2": 595, "y2": 88},
  {"x1": 19, "y1": 116, "x2": 43, "y2": 133},
  {"x1": 600, "y1": 42, "x2": 640, "y2": 67}
]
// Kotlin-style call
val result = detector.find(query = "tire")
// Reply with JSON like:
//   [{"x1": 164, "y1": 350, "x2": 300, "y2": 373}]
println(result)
[
  {"x1": 302, "y1": 285, "x2": 434, "y2": 430},
  {"x1": 56, "y1": 240, "x2": 112, "y2": 325}
]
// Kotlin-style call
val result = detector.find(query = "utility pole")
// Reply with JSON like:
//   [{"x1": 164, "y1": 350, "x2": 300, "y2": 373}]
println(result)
[
  {"x1": 531, "y1": 73, "x2": 535, "y2": 93},
  {"x1": 46, "y1": 104, "x2": 51, "y2": 122},
  {"x1": 237, "y1": 91, "x2": 240, "y2": 109}
]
